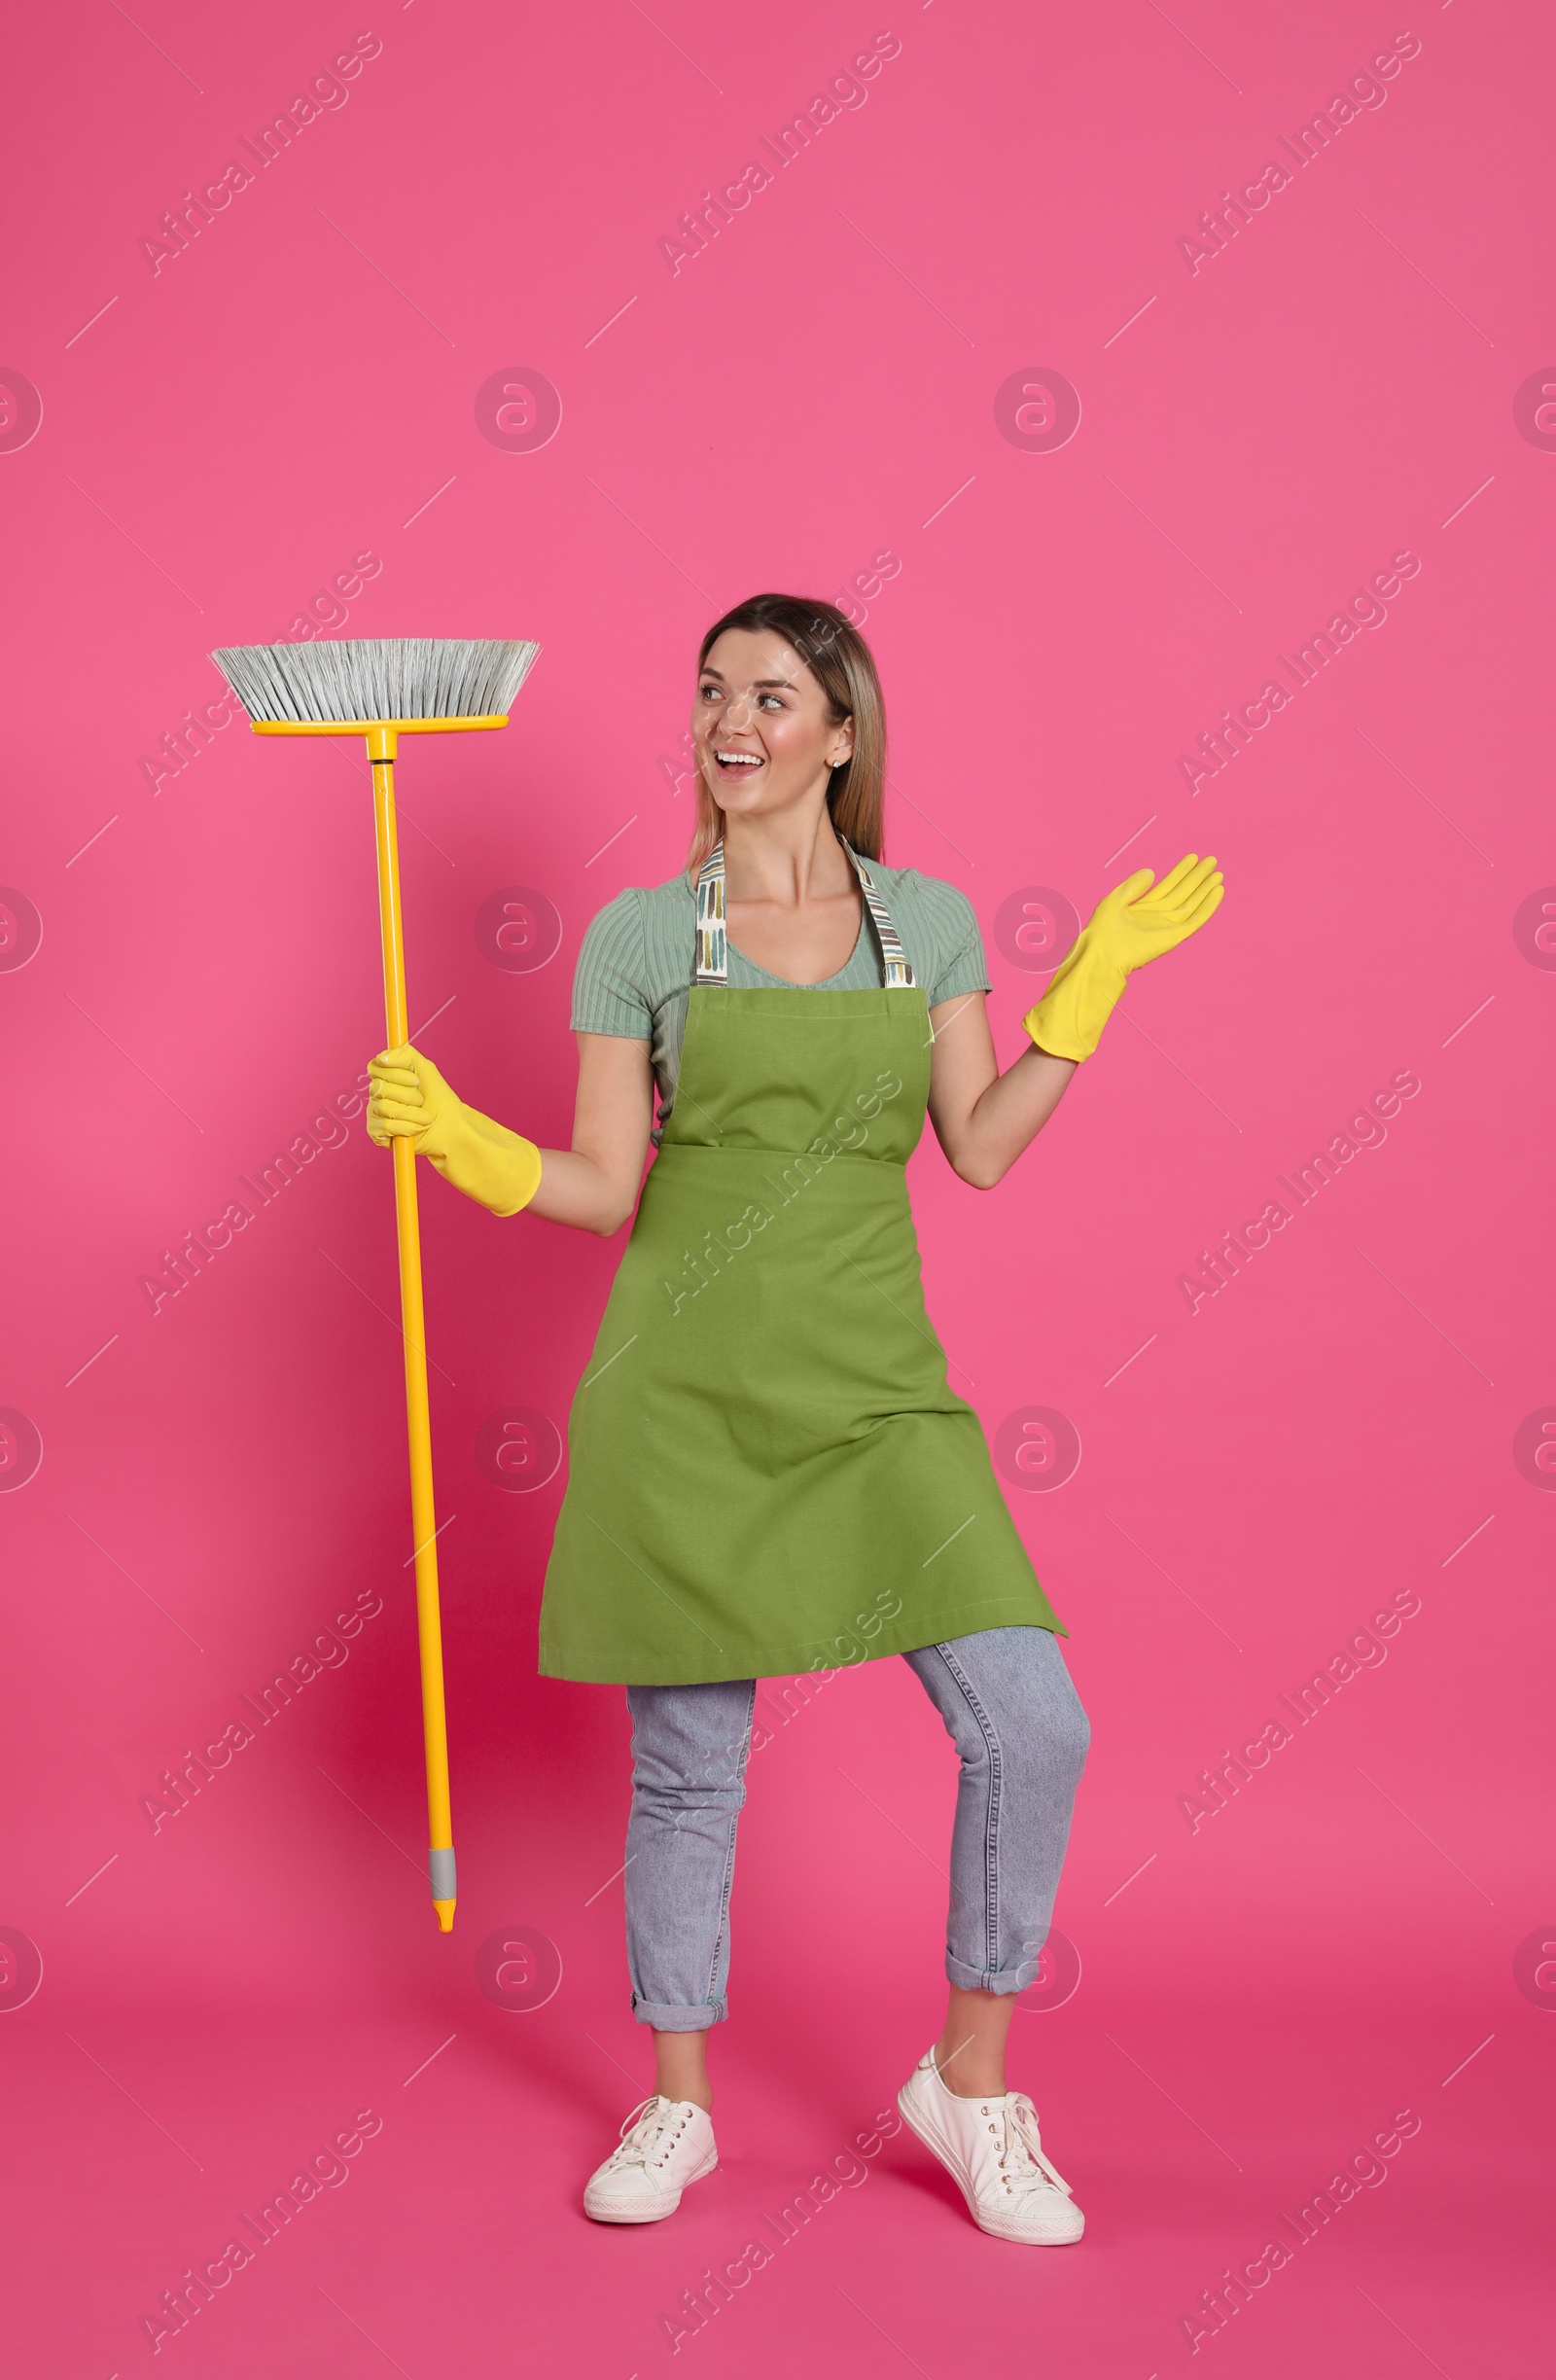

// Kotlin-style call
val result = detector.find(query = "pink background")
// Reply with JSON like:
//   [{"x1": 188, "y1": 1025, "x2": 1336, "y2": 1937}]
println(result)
[{"x1": 2, "y1": 2, "x2": 1551, "y2": 2371}]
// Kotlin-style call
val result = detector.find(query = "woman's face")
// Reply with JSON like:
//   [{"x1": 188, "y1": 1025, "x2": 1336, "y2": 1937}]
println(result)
[{"x1": 693, "y1": 627, "x2": 853, "y2": 823}]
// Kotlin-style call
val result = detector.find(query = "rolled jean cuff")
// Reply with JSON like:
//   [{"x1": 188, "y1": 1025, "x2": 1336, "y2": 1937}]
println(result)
[
  {"x1": 945, "y1": 1953, "x2": 1037, "y2": 1997},
  {"x1": 630, "y1": 1994, "x2": 724, "y2": 2031}
]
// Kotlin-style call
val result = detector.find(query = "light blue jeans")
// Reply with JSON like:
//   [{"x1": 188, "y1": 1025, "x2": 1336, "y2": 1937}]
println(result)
[{"x1": 623, "y1": 1626, "x2": 1089, "y2": 2029}]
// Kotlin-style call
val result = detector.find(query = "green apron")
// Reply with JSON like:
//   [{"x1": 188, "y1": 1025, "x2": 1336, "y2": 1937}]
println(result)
[{"x1": 537, "y1": 837, "x2": 1064, "y2": 1685}]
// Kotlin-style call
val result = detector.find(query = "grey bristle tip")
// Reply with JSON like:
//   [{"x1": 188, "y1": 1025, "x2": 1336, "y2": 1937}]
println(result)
[{"x1": 209, "y1": 637, "x2": 541, "y2": 725}]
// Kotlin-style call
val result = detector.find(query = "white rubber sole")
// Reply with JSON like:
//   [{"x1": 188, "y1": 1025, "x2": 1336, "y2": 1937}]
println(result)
[
  {"x1": 583, "y1": 2145, "x2": 718, "y2": 2224},
  {"x1": 897, "y1": 2077, "x2": 1085, "y2": 2246}
]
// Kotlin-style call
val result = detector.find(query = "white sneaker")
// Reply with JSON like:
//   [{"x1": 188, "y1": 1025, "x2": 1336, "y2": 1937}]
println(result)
[
  {"x1": 897, "y1": 2046, "x2": 1084, "y2": 2244},
  {"x1": 583, "y1": 2094, "x2": 718, "y2": 2224}
]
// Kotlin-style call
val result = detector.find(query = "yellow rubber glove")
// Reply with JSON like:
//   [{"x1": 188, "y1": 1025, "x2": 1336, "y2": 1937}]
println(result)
[
  {"x1": 366, "y1": 1045, "x2": 543, "y2": 1217},
  {"x1": 1023, "y1": 854, "x2": 1224, "y2": 1061}
]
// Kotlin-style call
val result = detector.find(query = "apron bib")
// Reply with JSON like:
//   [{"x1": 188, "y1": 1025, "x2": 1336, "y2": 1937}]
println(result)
[{"x1": 538, "y1": 838, "x2": 1063, "y2": 1685}]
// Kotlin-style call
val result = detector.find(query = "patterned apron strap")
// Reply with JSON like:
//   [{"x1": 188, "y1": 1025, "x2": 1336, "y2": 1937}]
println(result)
[
  {"x1": 845, "y1": 844, "x2": 916, "y2": 988},
  {"x1": 693, "y1": 839, "x2": 728, "y2": 984},
  {"x1": 693, "y1": 835, "x2": 915, "y2": 988}
]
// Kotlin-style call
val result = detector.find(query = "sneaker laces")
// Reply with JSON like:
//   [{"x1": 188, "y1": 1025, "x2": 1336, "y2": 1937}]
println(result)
[
  {"x1": 606, "y1": 2094, "x2": 685, "y2": 2173},
  {"x1": 1000, "y1": 2093, "x2": 1074, "y2": 2198}
]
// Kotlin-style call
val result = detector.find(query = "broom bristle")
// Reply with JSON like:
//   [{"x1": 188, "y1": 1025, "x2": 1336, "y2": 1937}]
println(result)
[{"x1": 210, "y1": 637, "x2": 541, "y2": 725}]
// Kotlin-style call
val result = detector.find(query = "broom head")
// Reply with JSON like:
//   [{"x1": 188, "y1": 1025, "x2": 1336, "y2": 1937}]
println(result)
[{"x1": 210, "y1": 637, "x2": 541, "y2": 734}]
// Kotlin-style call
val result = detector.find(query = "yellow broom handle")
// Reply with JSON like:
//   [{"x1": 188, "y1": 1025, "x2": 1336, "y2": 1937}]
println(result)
[{"x1": 368, "y1": 725, "x2": 456, "y2": 1933}]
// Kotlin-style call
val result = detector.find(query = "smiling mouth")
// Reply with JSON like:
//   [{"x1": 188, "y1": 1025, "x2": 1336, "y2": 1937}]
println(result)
[{"x1": 711, "y1": 748, "x2": 765, "y2": 779}]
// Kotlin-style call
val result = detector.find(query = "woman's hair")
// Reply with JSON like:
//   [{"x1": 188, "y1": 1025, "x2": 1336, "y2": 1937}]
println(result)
[{"x1": 684, "y1": 592, "x2": 888, "y2": 879}]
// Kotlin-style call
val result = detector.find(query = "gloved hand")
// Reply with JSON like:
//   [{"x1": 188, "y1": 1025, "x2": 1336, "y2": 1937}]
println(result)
[
  {"x1": 1023, "y1": 854, "x2": 1224, "y2": 1061},
  {"x1": 366, "y1": 1045, "x2": 543, "y2": 1217}
]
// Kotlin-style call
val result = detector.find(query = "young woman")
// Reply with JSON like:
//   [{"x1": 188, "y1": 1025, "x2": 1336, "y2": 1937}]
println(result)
[{"x1": 366, "y1": 593, "x2": 1222, "y2": 2246}]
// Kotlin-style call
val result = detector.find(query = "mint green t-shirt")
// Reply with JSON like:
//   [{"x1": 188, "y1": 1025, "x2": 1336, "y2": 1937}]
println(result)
[{"x1": 572, "y1": 860, "x2": 991, "y2": 1143}]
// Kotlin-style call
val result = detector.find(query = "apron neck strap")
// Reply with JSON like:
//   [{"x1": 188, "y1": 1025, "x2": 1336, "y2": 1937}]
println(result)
[{"x1": 693, "y1": 836, "x2": 916, "y2": 988}]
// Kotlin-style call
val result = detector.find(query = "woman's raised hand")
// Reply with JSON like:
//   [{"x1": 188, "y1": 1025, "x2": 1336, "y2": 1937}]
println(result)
[
  {"x1": 1022, "y1": 854, "x2": 1224, "y2": 1062},
  {"x1": 1089, "y1": 854, "x2": 1223, "y2": 974}
]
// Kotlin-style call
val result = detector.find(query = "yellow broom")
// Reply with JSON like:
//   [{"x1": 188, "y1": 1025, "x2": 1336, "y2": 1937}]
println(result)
[{"x1": 211, "y1": 637, "x2": 542, "y2": 1931}]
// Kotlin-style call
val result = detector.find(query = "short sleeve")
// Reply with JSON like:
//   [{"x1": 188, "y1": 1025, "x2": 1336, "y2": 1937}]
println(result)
[
  {"x1": 911, "y1": 874, "x2": 992, "y2": 1008},
  {"x1": 571, "y1": 888, "x2": 654, "y2": 1039}
]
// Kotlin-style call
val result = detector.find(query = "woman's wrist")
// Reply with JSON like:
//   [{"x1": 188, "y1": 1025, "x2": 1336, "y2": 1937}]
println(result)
[
  {"x1": 1021, "y1": 938, "x2": 1128, "y2": 1061},
  {"x1": 428, "y1": 1098, "x2": 543, "y2": 1216}
]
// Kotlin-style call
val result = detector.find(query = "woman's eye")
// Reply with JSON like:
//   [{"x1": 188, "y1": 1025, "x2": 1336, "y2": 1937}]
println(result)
[
  {"x1": 697, "y1": 684, "x2": 719, "y2": 703},
  {"x1": 759, "y1": 693, "x2": 784, "y2": 710}
]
